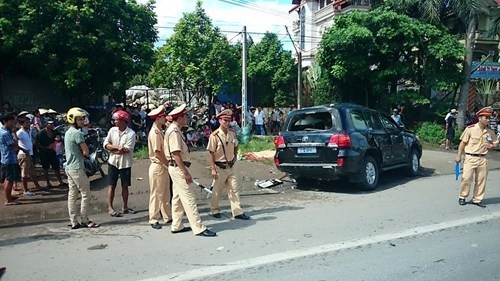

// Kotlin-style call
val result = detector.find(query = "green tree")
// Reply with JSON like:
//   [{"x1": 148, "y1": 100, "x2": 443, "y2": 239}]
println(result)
[
  {"x1": 316, "y1": 10, "x2": 464, "y2": 110},
  {"x1": 375, "y1": 0, "x2": 496, "y2": 129},
  {"x1": 1, "y1": 0, "x2": 157, "y2": 103},
  {"x1": 149, "y1": 1, "x2": 237, "y2": 105},
  {"x1": 247, "y1": 32, "x2": 296, "y2": 107}
]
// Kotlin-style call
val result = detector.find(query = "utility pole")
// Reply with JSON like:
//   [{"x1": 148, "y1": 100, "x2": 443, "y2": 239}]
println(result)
[
  {"x1": 285, "y1": 25, "x2": 301, "y2": 109},
  {"x1": 241, "y1": 26, "x2": 248, "y2": 127}
]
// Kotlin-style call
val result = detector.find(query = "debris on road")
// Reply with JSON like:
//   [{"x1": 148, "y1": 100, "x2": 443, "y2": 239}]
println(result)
[{"x1": 87, "y1": 244, "x2": 108, "y2": 250}]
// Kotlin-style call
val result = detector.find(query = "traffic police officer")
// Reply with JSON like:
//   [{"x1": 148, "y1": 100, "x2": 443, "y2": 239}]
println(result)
[
  {"x1": 147, "y1": 106, "x2": 172, "y2": 230},
  {"x1": 456, "y1": 106, "x2": 498, "y2": 207},
  {"x1": 165, "y1": 104, "x2": 216, "y2": 237},
  {"x1": 207, "y1": 109, "x2": 250, "y2": 220}
]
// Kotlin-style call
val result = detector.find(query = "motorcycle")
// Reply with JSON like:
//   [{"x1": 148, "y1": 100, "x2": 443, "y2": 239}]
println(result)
[
  {"x1": 86, "y1": 127, "x2": 109, "y2": 163},
  {"x1": 84, "y1": 150, "x2": 106, "y2": 178}
]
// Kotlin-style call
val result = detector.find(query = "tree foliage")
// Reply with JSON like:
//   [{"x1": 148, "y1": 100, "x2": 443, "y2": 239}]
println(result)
[
  {"x1": 316, "y1": 9, "x2": 464, "y2": 110},
  {"x1": 376, "y1": 0, "x2": 495, "y2": 128},
  {"x1": 149, "y1": 1, "x2": 296, "y2": 107},
  {"x1": 0, "y1": 0, "x2": 158, "y2": 102},
  {"x1": 247, "y1": 33, "x2": 296, "y2": 107},
  {"x1": 149, "y1": 1, "x2": 238, "y2": 104}
]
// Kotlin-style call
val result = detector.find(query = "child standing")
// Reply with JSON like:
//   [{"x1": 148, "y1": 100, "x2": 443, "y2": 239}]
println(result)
[{"x1": 53, "y1": 135, "x2": 65, "y2": 168}]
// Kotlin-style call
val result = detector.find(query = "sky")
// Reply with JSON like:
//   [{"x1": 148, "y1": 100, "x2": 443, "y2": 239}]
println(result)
[{"x1": 138, "y1": 0, "x2": 297, "y2": 51}]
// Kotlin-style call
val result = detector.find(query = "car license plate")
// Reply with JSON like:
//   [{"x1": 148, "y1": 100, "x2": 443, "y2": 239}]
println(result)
[{"x1": 297, "y1": 147, "x2": 316, "y2": 154}]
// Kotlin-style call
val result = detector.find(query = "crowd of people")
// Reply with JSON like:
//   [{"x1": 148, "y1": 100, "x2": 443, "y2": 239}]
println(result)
[
  {"x1": 0, "y1": 102, "x2": 68, "y2": 206},
  {"x1": 1, "y1": 100, "x2": 253, "y2": 237}
]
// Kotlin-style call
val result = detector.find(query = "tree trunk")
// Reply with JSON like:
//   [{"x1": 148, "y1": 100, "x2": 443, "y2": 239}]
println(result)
[{"x1": 457, "y1": 18, "x2": 476, "y2": 130}]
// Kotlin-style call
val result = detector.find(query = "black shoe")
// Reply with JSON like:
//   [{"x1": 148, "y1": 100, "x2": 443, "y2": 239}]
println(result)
[
  {"x1": 458, "y1": 198, "x2": 466, "y2": 206},
  {"x1": 212, "y1": 213, "x2": 221, "y2": 219},
  {"x1": 234, "y1": 214, "x2": 251, "y2": 220},
  {"x1": 151, "y1": 222, "x2": 162, "y2": 230},
  {"x1": 196, "y1": 229, "x2": 217, "y2": 237},
  {"x1": 165, "y1": 219, "x2": 173, "y2": 224},
  {"x1": 471, "y1": 201, "x2": 486, "y2": 208},
  {"x1": 171, "y1": 226, "x2": 192, "y2": 234}
]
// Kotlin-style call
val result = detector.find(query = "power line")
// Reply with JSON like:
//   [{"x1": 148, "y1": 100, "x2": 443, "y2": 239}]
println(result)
[
  {"x1": 218, "y1": 0, "x2": 295, "y2": 20},
  {"x1": 155, "y1": 25, "x2": 324, "y2": 39}
]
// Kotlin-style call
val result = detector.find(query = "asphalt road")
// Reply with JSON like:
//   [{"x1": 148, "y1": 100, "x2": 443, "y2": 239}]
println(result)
[{"x1": 2, "y1": 167, "x2": 500, "y2": 281}]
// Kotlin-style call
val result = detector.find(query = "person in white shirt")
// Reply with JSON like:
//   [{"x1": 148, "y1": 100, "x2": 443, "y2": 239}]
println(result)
[
  {"x1": 103, "y1": 110, "x2": 136, "y2": 217},
  {"x1": 253, "y1": 106, "x2": 266, "y2": 135},
  {"x1": 186, "y1": 128, "x2": 199, "y2": 147},
  {"x1": 270, "y1": 107, "x2": 282, "y2": 135},
  {"x1": 16, "y1": 116, "x2": 42, "y2": 195}
]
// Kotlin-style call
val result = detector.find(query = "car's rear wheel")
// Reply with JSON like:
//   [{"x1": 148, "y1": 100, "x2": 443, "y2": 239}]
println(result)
[
  {"x1": 405, "y1": 149, "x2": 420, "y2": 177},
  {"x1": 359, "y1": 156, "x2": 378, "y2": 191}
]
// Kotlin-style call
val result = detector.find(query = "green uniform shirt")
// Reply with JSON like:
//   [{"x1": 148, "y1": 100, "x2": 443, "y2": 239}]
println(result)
[{"x1": 64, "y1": 126, "x2": 85, "y2": 170}]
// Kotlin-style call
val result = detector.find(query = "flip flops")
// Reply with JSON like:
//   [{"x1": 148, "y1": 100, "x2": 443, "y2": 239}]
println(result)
[
  {"x1": 80, "y1": 221, "x2": 100, "y2": 228},
  {"x1": 109, "y1": 211, "x2": 122, "y2": 217},
  {"x1": 5, "y1": 201, "x2": 21, "y2": 206},
  {"x1": 23, "y1": 191, "x2": 36, "y2": 196},
  {"x1": 122, "y1": 208, "x2": 136, "y2": 214}
]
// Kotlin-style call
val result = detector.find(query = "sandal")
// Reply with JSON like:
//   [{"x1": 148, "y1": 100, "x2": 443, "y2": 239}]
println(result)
[
  {"x1": 70, "y1": 224, "x2": 81, "y2": 230},
  {"x1": 109, "y1": 211, "x2": 122, "y2": 217},
  {"x1": 122, "y1": 208, "x2": 136, "y2": 214},
  {"x1": 5, "y1": 201, "x2": 21, "y2": 206},
  {"x1": 80, "y1": 221, "x2": 100, "y2": 228}
]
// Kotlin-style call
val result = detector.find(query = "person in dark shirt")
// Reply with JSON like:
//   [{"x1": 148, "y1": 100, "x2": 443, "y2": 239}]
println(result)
[
  {"x1": 445, "y1": 109, "x2": 457, "y2": 150},
  {"x1": 36, "y1": 120, "x2": 66, "y2": 187},
  {"x1": 145, "y1": 108, "x2": 153, "y2": 136}
]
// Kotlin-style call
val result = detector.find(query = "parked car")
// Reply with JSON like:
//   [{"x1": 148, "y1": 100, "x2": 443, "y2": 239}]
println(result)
[{"x1": 273, "y1": 103, "x2": 422, "y2": 190}]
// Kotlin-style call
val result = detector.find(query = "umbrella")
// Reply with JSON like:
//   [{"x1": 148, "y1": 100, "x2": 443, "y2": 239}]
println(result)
[{"x1": 455, "y1": 162, "x2": 460, "y2": 180}]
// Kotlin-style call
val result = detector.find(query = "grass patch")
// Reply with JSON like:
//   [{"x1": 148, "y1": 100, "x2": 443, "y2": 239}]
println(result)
[
  {"x1": 238, "y1": 136, "x2": 276, "y2": 154},
  {"x1": 134, "y1": 145, "x2": 149, "y2": 159}
]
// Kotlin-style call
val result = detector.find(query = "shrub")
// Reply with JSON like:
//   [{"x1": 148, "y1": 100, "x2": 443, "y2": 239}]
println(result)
[
  {"x1": 416, "y1": 122, "x2": 461, "y2": 145},
  {"x1": 134, "y1": 146, "x2": 149, "y2": 159},
  {"x1": 238, "y1": 136, "x2": 275, "y2": 154}
]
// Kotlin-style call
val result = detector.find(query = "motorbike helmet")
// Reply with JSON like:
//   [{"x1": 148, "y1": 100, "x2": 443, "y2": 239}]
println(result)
[
  {"x1": 112, "y1": 110, "x2": 130, "y2": 123},
  {"x1": 67, "y1": 107, "x2": 89, "y2": 124}
]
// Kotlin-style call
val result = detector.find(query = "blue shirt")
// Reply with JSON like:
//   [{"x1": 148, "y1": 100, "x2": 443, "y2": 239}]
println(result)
[{"x1": 0, "y1": 127, "x2": 18, "y2": 164}]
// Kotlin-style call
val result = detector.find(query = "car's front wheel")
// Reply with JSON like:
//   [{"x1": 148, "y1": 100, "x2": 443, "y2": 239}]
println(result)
[{"x1": 359, "y1": 156, "x2": 379, "y2": 191}]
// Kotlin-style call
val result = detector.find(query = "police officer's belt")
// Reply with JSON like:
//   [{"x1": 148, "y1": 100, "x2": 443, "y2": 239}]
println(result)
[
  {"x1": 215, "y1": 161, "x2": 233, "y2": 169},
  {"x1": 466, "y1": 153, "x2": 486, "y2": 157},
  {"x1": 168, "y1": 161, "x2": 191, "y2": 167}
]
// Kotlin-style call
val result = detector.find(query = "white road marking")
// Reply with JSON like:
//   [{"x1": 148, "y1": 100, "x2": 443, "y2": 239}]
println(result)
[{"x1": 141, "y1": 211, "x2": 500, "y2": 281}]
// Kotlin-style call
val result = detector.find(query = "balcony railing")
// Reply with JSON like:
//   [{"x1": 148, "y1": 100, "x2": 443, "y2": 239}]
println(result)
[{"x1": 316, "y1": 0, "x2": 371, "y2": 22}]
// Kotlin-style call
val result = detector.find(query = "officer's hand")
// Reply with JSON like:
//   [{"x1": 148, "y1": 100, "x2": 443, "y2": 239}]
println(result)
[
  {"x1": 184, "y1": 172, "x2": 193, "y2": 184},
  {"x1": 211, "y1": 168, "x2": 218, "y2": 180},
  {"x1": 455, "y1": 155, "x2": 461, "y2": 163}
]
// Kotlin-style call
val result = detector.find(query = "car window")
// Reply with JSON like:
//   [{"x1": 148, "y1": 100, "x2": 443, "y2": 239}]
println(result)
[
  {"x1": 350, "y1": 110, "x2": 368, "y2": 130},
  {"x1": 287, "y1": 111, "x2": 337, "y2": 131},
  {"x1": 380, "y1": 114, "x2": 398, "y2": 130},
  {"x1": 365, "y1": 110, "x2": 384, "y2": 130}
]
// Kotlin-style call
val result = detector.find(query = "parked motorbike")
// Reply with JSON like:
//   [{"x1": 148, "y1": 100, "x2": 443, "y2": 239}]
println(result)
[
  {"x1": 84, "y1": 150, "x2": 106, "y2": 178},
  {"x1": 86, "y1": 127, "x2": 109, "y2": 163}
]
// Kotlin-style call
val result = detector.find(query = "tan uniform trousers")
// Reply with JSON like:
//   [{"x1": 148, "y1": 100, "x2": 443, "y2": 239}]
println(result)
[
  {"x1": 211, "y1": 167, "x2": 243, "y2": 217},
  {"x1": 148, "y1": 163, "x2": 172, "y2": 224},
  {"x1": 168, "y1": 166, "x2": 206, "y2": 235},
  {"x1": 459, "y1": 155, "x2": 488, "y2": 203},
  {"x1": 66, "y1": 169, "x2": 90, "y2": 226}
]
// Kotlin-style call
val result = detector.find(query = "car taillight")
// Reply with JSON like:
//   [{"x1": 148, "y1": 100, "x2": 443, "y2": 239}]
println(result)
[
  {"x1": 337, "y1": 157, "x2": 344, "y2": 166},
  {"x1": 327, "y1": 133, "x2": 351, "y2": 148},
  {"x1": 274, "y1": 158, "x2": 280, "y2": 167},
  {"x1": 274, "y1": 136, "x2": 286, "y2": 148}
]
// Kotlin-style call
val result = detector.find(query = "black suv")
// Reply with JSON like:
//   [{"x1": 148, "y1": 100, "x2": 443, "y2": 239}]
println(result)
[{"x1": 274, "y1": 103, "x2": 422, "y2": 190}]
